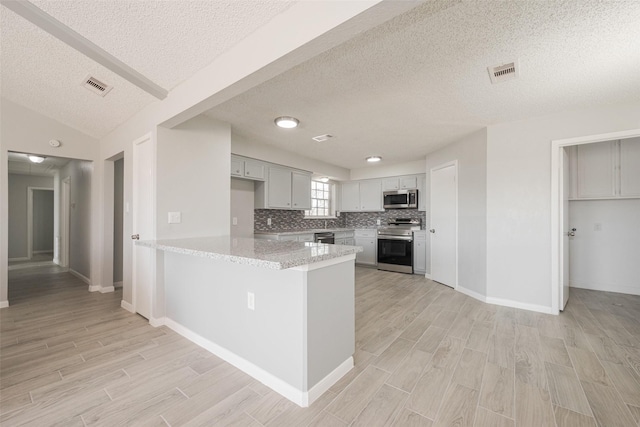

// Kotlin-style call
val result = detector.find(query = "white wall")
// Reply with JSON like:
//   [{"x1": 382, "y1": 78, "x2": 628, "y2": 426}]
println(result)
[
  {"x1": 350, "y1": 159, "x2": 426, "y2": 181},
  {"x1": 156, "y1": 115, "x2": 231, "y2": 239},
  {"x1": 425, "y1": 129, "x2": 487, "y2": 297},
  {"x1": 32, "y1": 189, "x2": 54, "y2": 253},
  {"x1": 569, "y1": 199, "x2": 640, "y2": 295},
  {"x1": 7, "y1": 174, "x2": 54, "y2": 259},
  {"x1": 58, "y1": 160, "x2": 93, "y2": 279},
  {"x1": 486, "y1": 102, "x2": 640, "y2": 312},
  {"x1": 232, "y1": 134, "x2": 350, "y2": 181},
  {"x1": 231, "y1": 178, "x2": 255, "y2": 237}
]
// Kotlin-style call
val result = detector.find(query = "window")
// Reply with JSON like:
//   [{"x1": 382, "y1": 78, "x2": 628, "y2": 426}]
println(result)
[{"x1": 306, "y1": 180, "x2": 331, "y2": 217}]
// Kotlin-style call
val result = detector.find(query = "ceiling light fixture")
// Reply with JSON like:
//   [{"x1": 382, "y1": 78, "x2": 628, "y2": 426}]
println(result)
[
  {"x1": 366, "y1": 156, "x2": 382, "y2": 163},
  {"x1": 318, "y1": 177, "x2": 329, "y2": 183},
  {"x1": 274, "y1": 116, "x2": 299, "y2": 129},
  {"x1": 28, "y1": 155, "x2": 45, "y2": 163}
]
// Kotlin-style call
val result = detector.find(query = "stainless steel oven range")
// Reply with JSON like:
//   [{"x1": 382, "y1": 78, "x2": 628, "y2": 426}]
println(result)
[{"x1": 377, "y1": 218, "x2": 422, "y2": 274}]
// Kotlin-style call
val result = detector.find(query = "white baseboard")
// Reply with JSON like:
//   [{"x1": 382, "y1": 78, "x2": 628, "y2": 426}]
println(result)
[
  {"x1": 0, "y1": 300, "x2": 8, "y2": 309},
  {"x1": 8, "y1": 257, "x2": 28, "y2": 262},
  {"x1": 570, "y1": 281, "x2": 640, "y2": 296},
  {"x1": 69, "y1": 269, "x2": 91, "y2": 285},
  {"x1": 99, "y1": 286, "x2": 115, "y2": 294},
  {"x1": 485, "y1": 296, "x2": 554, "y2": 315},
  {"x1": 163, "y1": 317, "x2": 350, "y2": 407},
  {"x1": 121, "y1": 300, "x2": 134, "y2": 313},
  {"x1": 423, "y1": 273, "x2": 432, "y2": 279},
  {"x1": 456, "y1": 285, "x2": 487, "y2": 303},
  {"x1": 149, "y1": 316, "x2": 166, "y2": 327},
  {"x1": 114, "y1": 281, "x2": 123, "y2": 288},
  {"x1": 53, "y1": 257, "x2": 60, "y2": 265}
]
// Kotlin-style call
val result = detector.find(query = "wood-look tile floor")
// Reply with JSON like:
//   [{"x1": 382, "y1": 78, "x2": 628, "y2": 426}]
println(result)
[{"x1": 2, "y1": 265, "x2": 640, "y2": 426}]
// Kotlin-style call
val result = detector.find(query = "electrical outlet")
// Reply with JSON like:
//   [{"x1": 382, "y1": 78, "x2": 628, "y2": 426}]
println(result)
[
  {"x1": 267, "y1": 218, "x2": 272, "y2": 226},
  {"x1": 232, "y1": 217, "x2": 238, "y2": 226},
  {"x1": 376, "y1": 219, "x2": 381, "y2": 226},
  {"x1": 247, "y1": 292, "x2": 255, "y2": 310},
  {"x1": 168, "y1": 211, "x2": 181, "y2": 224}
]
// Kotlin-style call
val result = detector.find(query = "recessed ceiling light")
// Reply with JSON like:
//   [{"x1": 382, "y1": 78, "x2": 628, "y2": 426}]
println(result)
[
  {"x1": 366, "y1": 156, "x2": 382, "y2": 163},
  {"x1": 28, "y1": 155, "x2": 45, "y2": 163},
  {"x1": 318, "y1": 177, "x2": 329, "y2": 183},
  {"x1": 274, "y1": 116, "x2": 299, "y2": 129}
]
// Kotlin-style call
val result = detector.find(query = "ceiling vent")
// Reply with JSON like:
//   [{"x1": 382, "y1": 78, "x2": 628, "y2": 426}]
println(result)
[
  {"x1": 488, "y1": 61, "x2": 519, "y2": 84},
  {"x1": 312, "y1": 134, "x2": 334, "y2": 142},
  {"x1": 82, "y1": 75, "x2": 113, "y2": 97}
]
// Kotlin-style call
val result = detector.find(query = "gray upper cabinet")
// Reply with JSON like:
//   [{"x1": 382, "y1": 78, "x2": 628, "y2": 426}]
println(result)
[
  {"x1": 255, "y1": 166, "x2": 312, "y2": 210},
  {"x1": 268, "y1": 167, "x2": 293, "y2": 208},
  {"x1": 292, "y1": 172, "x2": 312, "y2": 210},
  {"x1": 620, "y1": 137, "x2": 640, "y2": 197},
  {"x1": 340, "y1": 180, "x2": 382, "y2": 212},
  {"x1": 383, "y1": 176, "x2": 418, "y2": 191}
]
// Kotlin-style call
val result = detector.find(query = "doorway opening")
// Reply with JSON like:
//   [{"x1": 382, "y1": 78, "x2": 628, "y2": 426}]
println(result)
[{"x1": 551, "y1": 129, "x2": 640, "y2": 314}]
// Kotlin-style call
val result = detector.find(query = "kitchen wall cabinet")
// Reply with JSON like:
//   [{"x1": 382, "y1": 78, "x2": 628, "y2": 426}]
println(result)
[
  {"x1": 339, "y1": 180, "x2": 383, "y2": 212},
  {"x1": 231, "y1": 155, "x2": 265, "y2": 181},
  {"x1": 570, "y1": 138, "x2": 640, "y2": 200},
  {"x1": 383, "y1": 176, "x2": 418, "y2": 191},
  {"x1": 355, "y1": 229, "x2": 376, "y2": 266},
  {"x1": 255, "y1": 166, "x2": 312, "y2": 210},
  {"x1": 413, "y1": 230, "x2": 426, "y2": 274}
]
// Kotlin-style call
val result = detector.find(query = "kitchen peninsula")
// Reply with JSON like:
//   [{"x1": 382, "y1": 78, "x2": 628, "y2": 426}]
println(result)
[{"x1": 137, "y1": 236, "x2": 361, "y2": 407}]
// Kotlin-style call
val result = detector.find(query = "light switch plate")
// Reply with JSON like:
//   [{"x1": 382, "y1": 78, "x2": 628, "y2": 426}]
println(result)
[{"x1": 168, "y1": 211, "x2": 181, "y2": 224}]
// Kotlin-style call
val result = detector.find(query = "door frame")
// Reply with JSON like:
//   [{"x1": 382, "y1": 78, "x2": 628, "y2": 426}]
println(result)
[
  {"x1": 429, "y1": 160, "x2": 458, "y2": 289},
  {"x1": 550, "y1": 128, "x2": 640, "y2": 314},
  {"x1": 27, "y1": 187, "x2": 54, "y2": 260},
  {"x1": 59, "y1": 177, "x2": 71, "y2": 268},
  {"x1": 131, "y1": 133, "x2": 156, "y2": 318}
]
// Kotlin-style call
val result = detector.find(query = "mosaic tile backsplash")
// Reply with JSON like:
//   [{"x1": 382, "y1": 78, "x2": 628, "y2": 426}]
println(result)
[{"x1": 254, "y1": 209, "x2": 427, "y2": 231}]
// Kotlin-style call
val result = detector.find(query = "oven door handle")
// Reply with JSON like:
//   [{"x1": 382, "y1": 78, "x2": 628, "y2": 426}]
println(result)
[{"x1": 378, "y1": 235, "x2": 413, "y2": 242}]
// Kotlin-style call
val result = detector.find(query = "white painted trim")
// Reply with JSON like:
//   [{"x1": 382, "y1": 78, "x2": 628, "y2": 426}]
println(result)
[
  {"x1": 53, "y1": 257, "x2": 60, "y2": 265},
  {"x1": 99, "y1": 286, "x2": 115, "y2": 293},
  {"x1": 1, "y1": 1, "x2": 167, "y2": 100},
  {"x1": 32, "y1": 250, "x2": 53, "y2": 255},
  {"x1": 163, "y1": 317, "x2": 350, "y2": 407},
  {"x1": 485, "y1": 296, "x2": 554, "y2": 315},
  {"x1": 69, "y1": 268, "x2": 91, "y2": 285},
  {"x1": 120, "y1": 300, "x2": 134, "y2": 313},
  {"x1": 114, "y1": 281, "x2": 123, "y2": 288},
  {"x1": 290, "y1": 254, "x2": 356, "y2": 271},
  {"x1": 429, "y1": 160, "x2": 458, "y2": 289},
  {"x1": 61, "y1": 177, "x2": 70, "y2": 268},
  {"x1": 424, "y1": 273, "x2": 432, "y2": 279},
  {"x1": 456, "y1": 285, "x2": 486, "y2": 303},
  {"x1": 570, "y1": 281, "x2": 640, "y2": 296},
  {"x1": 0, "y1": 300, "x2": 8, "y2": 308},
  {"x1": 550, "y1": 128, "x2": 640, "y2": 314},
  {"x1": 8, "y1": 257, "x2": 29, "y2": 262}
]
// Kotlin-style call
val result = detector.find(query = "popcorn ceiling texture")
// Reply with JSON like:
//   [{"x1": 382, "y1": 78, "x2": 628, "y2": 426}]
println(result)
[{"x1": 254, "y1": 209, "x2": 426, "y2": 231}]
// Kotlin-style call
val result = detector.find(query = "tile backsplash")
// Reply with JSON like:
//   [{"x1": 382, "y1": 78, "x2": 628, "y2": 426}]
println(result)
[{"x1": 254, "y1": 209, "x2": 426, "y2": 231}]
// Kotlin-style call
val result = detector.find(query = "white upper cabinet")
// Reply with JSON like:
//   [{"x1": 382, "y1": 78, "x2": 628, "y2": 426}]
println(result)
[
  {"x1": 577, "y1": 141, "x2": 616, "y2": 198},
  {"x1": 340, "y1": 180, "x2": 382, "y2": 212},
  {"x1": 383, "y1": 178, "x2": 400, "y2": 191},
  {"x1": 620, "y1": 137, "x2": 640, "y2": 197},
  {"x1": 360, "y1": 180, "x2": 382, "y2": 211},
  {"x1": 255, "y1": 166, "x2": 312, "y2": 210},
  {"x1": 231, "y1": 155, "x2": 265, "y2": 181},
  {"x1": 401, "y1": 176, "x2": 418, "y2": 189},
  {"x1": 571, "y1": 138, "x2": 640, "y2": 200},
  {"x1": 383, "y1": 176, "x2": 418, "y2": 191},
  {"x1": 291, "y1": 172, "x2": 312, "y2": 210}
]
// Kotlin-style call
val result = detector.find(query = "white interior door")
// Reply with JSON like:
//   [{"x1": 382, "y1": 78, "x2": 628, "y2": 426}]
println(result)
[
  {"x1": 132, "y1": 134, "x2": 155, "y2": 319},
  {"x1": 560, "y1": 147, "x2": 570, "y2": 310},
  {"x1": 430, "y1": 162, "x2": 457, "y2": 288}
]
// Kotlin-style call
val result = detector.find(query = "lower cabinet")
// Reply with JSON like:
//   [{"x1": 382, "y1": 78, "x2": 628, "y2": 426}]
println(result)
[
  {"x1": 413, "y1": 230, "x2": 426, "y2": 275},
  {"x1": 355, "y1": 229, "x2": 377, "y2": 266},
  {"x1": 335, "y1": 230, "x2": 355, "y2": 246}
]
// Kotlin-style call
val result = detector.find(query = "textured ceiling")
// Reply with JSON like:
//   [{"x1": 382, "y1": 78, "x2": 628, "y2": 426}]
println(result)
[
  {"x1": 206, "y1": 0, "x2": 640, "y2": 170},
  {"x1": 8, "y1": 151, "x2": 71, "y2": 176},
  {"x1": 1, "y1": 0, "x2": 295, "y2": 138}
]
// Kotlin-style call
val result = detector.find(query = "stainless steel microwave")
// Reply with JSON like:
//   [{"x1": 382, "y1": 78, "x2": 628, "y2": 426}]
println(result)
[{"x1": 383, "y1": 189, "x2": 418, "y2": 209}]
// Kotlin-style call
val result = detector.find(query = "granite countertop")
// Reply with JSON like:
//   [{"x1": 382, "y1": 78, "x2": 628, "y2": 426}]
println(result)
[
  {"x1": 255, "y1": 227, "x2": 366, "y2": 236},
  {"x1": 136, "y1": 236, "x2": 362, "y2": 270}
]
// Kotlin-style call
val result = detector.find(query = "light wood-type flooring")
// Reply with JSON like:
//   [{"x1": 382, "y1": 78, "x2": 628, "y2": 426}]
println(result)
[{"x1": 2, "y1": 265, "x2": 640, "y2": 426}]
